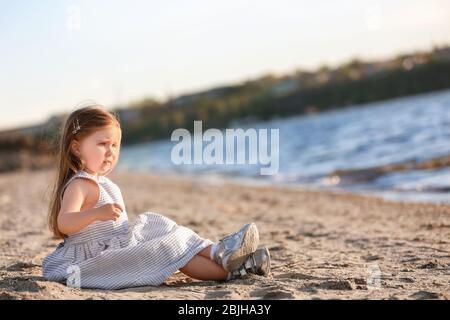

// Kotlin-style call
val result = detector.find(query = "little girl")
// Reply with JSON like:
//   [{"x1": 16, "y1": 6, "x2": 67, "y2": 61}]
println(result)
[{"x1": 42, "y1": 105, "x2": 271, "y2": 290}]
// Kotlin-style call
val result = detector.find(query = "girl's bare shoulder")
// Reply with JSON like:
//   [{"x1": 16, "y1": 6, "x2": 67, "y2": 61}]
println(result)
[{"x1": 63, "y1": 177, "x2": 100, "y2": 208}]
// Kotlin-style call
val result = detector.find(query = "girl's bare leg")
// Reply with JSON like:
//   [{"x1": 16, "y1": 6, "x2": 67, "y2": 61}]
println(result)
[
  {"x1": 179, "y1": 252, "x2": 228, "y2": 281},
  {"x1": 197, "y1": 245, "x2": 212, "y2": 259}
]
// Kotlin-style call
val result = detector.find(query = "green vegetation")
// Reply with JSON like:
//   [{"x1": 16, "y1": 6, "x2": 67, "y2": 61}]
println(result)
[
  {"x1": 1, "y1": 46, "x2": 450, "y2": 173},
  {"x1": 120, "y1": 58, "x2": 450, "y2": 145}
]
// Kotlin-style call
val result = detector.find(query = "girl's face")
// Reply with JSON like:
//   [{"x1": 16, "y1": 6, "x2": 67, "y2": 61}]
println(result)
[{"x1": 72, "y1": 125, "x2": 121, "y2": 175}]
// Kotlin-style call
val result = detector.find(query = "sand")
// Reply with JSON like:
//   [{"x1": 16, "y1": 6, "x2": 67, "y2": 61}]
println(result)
[{"x1": 0, "y1": 169, "x2": 449, "y2": 300}]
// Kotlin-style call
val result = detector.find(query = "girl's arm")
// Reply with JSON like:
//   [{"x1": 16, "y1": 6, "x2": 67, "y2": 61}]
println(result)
[{"x1": 57, "y1": 179, "x2": 122, "y2": 236}]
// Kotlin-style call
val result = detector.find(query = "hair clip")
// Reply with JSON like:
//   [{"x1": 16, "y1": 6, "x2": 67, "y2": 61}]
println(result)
[{"x1": 72, "y1": 118, "x2": 81, "y2": 135}]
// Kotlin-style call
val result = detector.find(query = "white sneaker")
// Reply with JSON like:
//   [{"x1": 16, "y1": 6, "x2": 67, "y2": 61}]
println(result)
[
  {"x1": 227, "y1": 246, "x2": 271, "y2": 280},
  {"x1": 212, "y1": 223, "x2": 259, "y2": 272}
]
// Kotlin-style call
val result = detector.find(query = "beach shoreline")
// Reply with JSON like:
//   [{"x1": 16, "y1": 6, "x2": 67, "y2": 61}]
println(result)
[{"x1": 0, "y1": 168, "x2": 448, "y2": 300}]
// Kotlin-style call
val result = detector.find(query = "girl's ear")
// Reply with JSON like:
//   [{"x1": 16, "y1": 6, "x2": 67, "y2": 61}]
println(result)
[{"x1": 71, "y1": 139, "x2": 81, "y2": 156}]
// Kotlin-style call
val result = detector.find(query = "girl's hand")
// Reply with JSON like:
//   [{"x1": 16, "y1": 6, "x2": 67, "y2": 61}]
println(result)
[{"x1": 94, "y1": 203, "x2": 123, "y2": 221}]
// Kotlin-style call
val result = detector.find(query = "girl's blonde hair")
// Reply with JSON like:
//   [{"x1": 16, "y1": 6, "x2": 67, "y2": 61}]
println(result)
[{"x1": 48, "y1": 105, "x2": 121, "y2": 239}]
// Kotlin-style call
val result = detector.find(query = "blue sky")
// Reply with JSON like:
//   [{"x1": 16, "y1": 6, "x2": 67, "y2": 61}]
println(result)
[{"x1": 1, "y1": 0, "x2": 450, "y2": 130}]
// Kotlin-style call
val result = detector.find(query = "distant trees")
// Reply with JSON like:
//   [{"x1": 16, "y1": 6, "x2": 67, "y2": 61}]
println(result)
[
  {"x1": 120, "y1": 60, "x2": 450, "y2": 145},
  {"x1": 2, "y1": 47, "x2": 450, "y2": 154}
]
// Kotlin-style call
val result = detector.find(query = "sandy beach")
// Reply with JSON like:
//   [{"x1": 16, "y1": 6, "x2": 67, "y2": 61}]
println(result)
[{"x1": 0, "y1": 168, "x2": 448, "y2": 300}]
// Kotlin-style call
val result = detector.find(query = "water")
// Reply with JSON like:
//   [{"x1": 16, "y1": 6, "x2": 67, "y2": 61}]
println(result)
[{"x1": 117, "y1": 89, "x2": 450, "y2": 204}]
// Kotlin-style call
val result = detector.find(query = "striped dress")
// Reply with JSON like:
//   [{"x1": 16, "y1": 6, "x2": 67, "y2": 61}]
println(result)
[{"x1": 42, "y1": 170, "x2": 213, "y2": 290}]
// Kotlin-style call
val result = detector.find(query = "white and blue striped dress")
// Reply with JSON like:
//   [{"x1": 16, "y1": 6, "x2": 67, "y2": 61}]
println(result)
[{"x1": 42, "y1": 170, "x2": 213, "y2": 290}]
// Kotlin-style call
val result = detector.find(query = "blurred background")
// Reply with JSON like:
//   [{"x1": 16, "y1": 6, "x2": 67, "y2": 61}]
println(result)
[{"x1": 1, "y1": 0, "x2": 450, "y2": 203}]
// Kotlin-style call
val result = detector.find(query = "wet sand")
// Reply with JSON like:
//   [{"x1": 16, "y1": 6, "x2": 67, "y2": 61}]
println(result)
[{"x1": 0, "y1": 169, "x2": 449, "y2": 300}]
